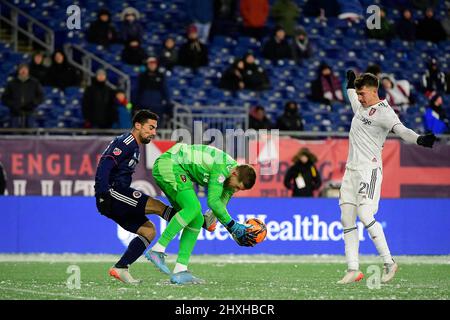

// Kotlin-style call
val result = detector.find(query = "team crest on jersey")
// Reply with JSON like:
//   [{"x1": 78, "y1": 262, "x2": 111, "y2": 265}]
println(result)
[
  {"x1": 133, "y1": 191, "x2": 142, "y2": 198},
  {"x1": 113, "y1": 148, "x2": 122, "y2": 156},
  {"x1": 369, "y1": 108, "x2": 377, "y2": 116},
  {"x1": 180, "y1": 175, "x2": 187, "y2": 182},
  {"x1": 218, "y1": 175, "x2": 225, "y2": 184}
]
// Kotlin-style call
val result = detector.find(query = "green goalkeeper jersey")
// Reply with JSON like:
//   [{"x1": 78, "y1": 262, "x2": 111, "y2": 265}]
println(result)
[{"x1": 166, "y1": 143, "x2": 237, "y2": 225}]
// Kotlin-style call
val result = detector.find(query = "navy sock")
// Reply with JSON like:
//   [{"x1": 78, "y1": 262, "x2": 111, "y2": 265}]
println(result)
[
  {"x1": 115, "y1": 235, "x2": 150, "y2": 268},
  {"x1": 162, "y1": 206, "x2": 177, "y2": 221}
]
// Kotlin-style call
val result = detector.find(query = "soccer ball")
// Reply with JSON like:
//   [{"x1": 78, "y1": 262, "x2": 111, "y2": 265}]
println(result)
[{"x1": 246, "y1": 218, "x2": 267, "y2": 244}]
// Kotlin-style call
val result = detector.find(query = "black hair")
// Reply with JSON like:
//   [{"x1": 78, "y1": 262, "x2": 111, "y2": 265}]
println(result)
[{"x1": 132, "y1": 110, "x2": 159, "y2": 128}]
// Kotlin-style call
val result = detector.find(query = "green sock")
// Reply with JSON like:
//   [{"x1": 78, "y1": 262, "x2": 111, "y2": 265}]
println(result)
[
  {"x1": 177, "y1": 214, "x2": 204, "y2": 266},
  {"x1": 157, "y1": 189, "x2": 201, "y2": 247}
]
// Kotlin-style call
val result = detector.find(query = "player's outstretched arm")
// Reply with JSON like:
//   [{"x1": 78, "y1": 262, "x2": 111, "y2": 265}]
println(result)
[
  {"x1": 346, "y1": 70, "x2": 361, "y2": 113},
  {"x1": 392, "y1": 124, "x2": 438, "y2": 148}
]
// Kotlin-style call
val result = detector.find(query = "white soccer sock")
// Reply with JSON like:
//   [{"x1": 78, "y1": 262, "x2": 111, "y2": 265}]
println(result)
[
  {"x1": 151, "y1": 242, "x2": 166, "y2": 253},
  {"x1": 366, "y1": 221, "x2": 393, "y2": 264},
  {"x1": 173, "y1": 263, "x2": 188, "y2": 274},
  {"x1": 343, "y1": 227, "x2": 360, "y2": 271},
  {"x1": 340, "y1": 204, "x2": 359, "y2": 271}
]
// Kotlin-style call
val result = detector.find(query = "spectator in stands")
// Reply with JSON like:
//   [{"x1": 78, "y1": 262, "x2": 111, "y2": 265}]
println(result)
[
  {"x1": 158, "y1": 37, "x2": 178, "y2": 71},
  {"x1": 0, "y1": 161, "x2": 6, "y2": 195},
  {"x1": 381, "y1": 74, "x2": 414, "y2": 115},
  {"x1": 1, "y1": 63, "x2": 44, "y2": 128},
  {"x1": 337, "y1": 0, "x2": 363, "y2": 24},
  {"x1": 249, "y1": 105, "x2": 273, "y2": 130},
  {"x1": 366, "y1": 7, "x2": 395, "y2": 42},
  {"x1": 416, "y1": 8, "x2": 446, "y2": 43},
  {"x1": 284, "y1": 147, "x2": 322, "y2": 197},
  {"x1": 121, "y1": 38, "x2": 148, "y2": 65},
  {"x1": 239, "y1": 0, "x2": 269, "y2": 40},
  {"x1": 262, "y1": 26, "x2": 292, "y2": 62},
  {"x1": 46, "y1": 50, "x2": 81, "y2": 90},
  {"x1": 186, "y1": 0, "x2": 214, "y2": 44},
  {"x1": 442, "y1": 7, "x2": 450, "y2": 40},
  {"x1": 276, "y1": 101, "x2": 304, "y2": 131},
  {"x1": 303, "y1": 0, "x2": 340, "y2": 21},
  {"x1": 29, "y1": 51, "x2": 49, "y2": 85},
  {"x1": 112, "y1": 89, "x2": 133, "y2": 129},
  {"x1": 310, "y1": 63, "x2": 344, "y2": 104},
  {"x1": 242, "y1": 52, "x2": 271, "y2": 91},
  {"x1": 119, "y1": 7, "x2": 144, "y2": 44},
  {"x1": 136, "y1": 57, "x2": 172, "y2": 127},
  {"x1": 395, "y1": 9, "x2": 417, "y2": 42},
  {"x1": 178, "y1": 25, "x2": 209, "y2": 70},
  {"x1": 424, "y1": 92, "x2": 449, "y2": 134},
  {"x1": 86, "y1": 8, "x2": 117, "y2": 46},
  {"x1": 422, "y1": 58, "x2": 447, "y2": 94},
  {"x1": 270, "y1": 0, "x2": 300, "y2": 37},
  {"x1": 82, "y1": 69, "x2": 115, "y2": 129},
  {"x1": 219, "y1": 59, "x2": 245, "y2": 91},
  {"x1": 291, "y1": 27, "x2": 313, "y2": 65}
]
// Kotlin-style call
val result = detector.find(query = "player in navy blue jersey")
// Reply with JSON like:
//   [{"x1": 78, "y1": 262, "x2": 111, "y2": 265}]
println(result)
[{"x1": 95, "y1": 110, "x2": 216, "y2": 284}]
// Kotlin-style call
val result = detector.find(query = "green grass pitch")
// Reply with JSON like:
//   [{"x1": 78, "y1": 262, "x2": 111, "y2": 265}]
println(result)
[{"x1": 0, "y1": 255, "x2": 448, "y2": 300}]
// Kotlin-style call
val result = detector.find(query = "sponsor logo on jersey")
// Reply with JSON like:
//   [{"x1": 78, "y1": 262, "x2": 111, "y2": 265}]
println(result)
[
  {"x1": 180, "y1": 175, "x2": 187, "y2": 182},
  {"x1": 113, "y1": 148, "x2": 122, "y2": 156},
  {"x1": 360, "y1": 116, "x2": 372, "y2": 125},
  {"x1": 369, "y1": 108, "x2": 376, "y2": 116},
  {"x1": 133, "y1": 191, "x2": 142, "y2": 198}
]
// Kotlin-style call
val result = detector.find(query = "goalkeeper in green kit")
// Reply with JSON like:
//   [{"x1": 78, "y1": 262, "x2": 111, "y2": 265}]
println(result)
[{"x1": 144, "y1": 143, "x2": 257, "y2": 284}]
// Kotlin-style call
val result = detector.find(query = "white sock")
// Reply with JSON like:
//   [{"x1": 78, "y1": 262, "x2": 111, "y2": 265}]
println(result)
[
  {"x1": 366, "y1": 221, "x2": 393, "y2": 264},
  {"x1": 151, "y1": 242, "x2": 166, "y2": 253},
  {"x1": 340, "y1": 204, "x2": 359, "y2": 271},
  {"x1": 343, "y1": 227, "x2": 360, "y2": 271},
  {"x1": 173, "y1": 263, "x2": 188, "y2": 274}
]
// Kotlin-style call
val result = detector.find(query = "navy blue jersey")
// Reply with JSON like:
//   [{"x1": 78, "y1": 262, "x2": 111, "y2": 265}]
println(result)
[{"x1": 95, "y1": 132, "x2": 140, "y2": 195}]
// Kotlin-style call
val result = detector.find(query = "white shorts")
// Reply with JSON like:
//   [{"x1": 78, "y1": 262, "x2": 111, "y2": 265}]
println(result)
[{"x1": 339, "y1": 167, "x2": 383, "y2": 211}]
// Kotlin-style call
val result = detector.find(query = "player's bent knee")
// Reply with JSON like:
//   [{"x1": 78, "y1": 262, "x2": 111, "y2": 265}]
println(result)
[
  {"x1": 145, "y1": 197, "x2": 167, "y2": 214},
  {"x1": 137, "y1": 221, "x2": 156, "y2": 242}
]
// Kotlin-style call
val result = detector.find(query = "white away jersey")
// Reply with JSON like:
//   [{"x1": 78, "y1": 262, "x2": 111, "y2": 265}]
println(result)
[{"x1": 346, "y1": 89, "x2": 402, "y2": 170}]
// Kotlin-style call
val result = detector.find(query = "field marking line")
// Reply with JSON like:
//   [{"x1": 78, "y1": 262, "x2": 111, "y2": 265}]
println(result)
[{"x1": 0, "y1": 286, "x2": 97, "y2": 300}]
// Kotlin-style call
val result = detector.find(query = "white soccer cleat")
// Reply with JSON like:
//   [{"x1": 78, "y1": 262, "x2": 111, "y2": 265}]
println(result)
[
  {"x1": 203, "y1": 209, "x2": 217, "y2": 232},
  {"x1": 109, "y1": 267, "x2": 142, "y2": 285},
  {"x1": 337, "y1": 270, "x2": 364, "y2": 284},
  {"x1": 381, "y1": 262, "x2": 398, "y2": 283}
]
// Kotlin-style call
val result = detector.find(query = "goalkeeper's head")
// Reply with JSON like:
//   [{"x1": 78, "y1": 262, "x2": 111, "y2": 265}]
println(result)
[
  {"x1": 226, "y1": 164, "x2": 256, "y2": 192},
  {"x1": 354, "y1": 73, "x2": 380, "y2": 108}
]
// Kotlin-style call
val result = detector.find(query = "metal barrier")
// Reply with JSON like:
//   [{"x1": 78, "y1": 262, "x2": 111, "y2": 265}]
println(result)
[
  {"x1": 0, "y1": 0, "x2": 54, "y2": 52},
  {"x1": 172, "y1": 103, "x2": 249, "y2": 132},
  {"x1": 63, "y1": 43, "x2": 131, "y2": 99}
]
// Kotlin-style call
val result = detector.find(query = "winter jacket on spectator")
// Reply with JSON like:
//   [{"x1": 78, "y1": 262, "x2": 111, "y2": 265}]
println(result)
[
  {"x1": 291, "y1": 27, "x2": 313, "y2": 64},
  {"x1": 395, "y1": 9, "x2": 417, "y2": 41},
  {"x1": 46, "y1": 50, "x2": 81, "y2": 90},
  {"x1": 381, "y1": 74, "x2": 413, "y2": 114},
  {"x1": 136, "y1": 59, "x2": 171, "y2": 119},
  {"x1": 270, "y1": 0, "x2": 300, "y2": 37},
  {"x1": 310, "y1": 63, "x2": 343, "y2": 104},
  {"x1": 178, "y1": 27, "x2": 209, "y2": 69},
  {"x1": 240, "y1": 0, "x2": 269, "y2": 28},
  {"x1": 2, "y1": 69, "x2": 43, "y2": 116},
  {"x1": 219, "y1": 59, "x2": 245, "y2": 91},
  {"x1": 276, "y1": 101, "x2": 304, "y2": 131},
  {"x1": 86, "y1": 8, "x2": 117, "y2": 46},
  {"x1": 158, "y1": 38, "x2": 178, "y2": 70},
  {"x1": 262, "y1": 27, "x2": 292, "y2": 61},
  {"x1": 112, "y1": 90, "x2": 132, "y2": 129},
  {"x1": 249, "y1": 105, "x2": 273, "y2": 130},
  {"x1": 424, "y1": 93, "x2": 449, "y2": 134},
  {"x1": 284, "y1": 148, "x2": 321, "y2": 197},
  {"x1": 121, "y1": 39, "x2": 148, "y2": 65},
  {"x1": 422, "y1": 58, "x2": 447, "y2": 94},
  {"x1": 416, "y1": 9, "x2": 446, "y2": 43},
  {"x1": 442, "y1": 8, "x2": 450, "y2": 40},
  {"x1": 242, "y1": 53, "x2": 270, "y2": 91},
  {"x1": 82, "y1": 77, "x2": 115, "y2": 128},
  {"x1": 29, "y1": 52, "x2": 49, "y2": 85},
  {"x1": 119, "y1": 7, "x2": 144, "y2": 43}
]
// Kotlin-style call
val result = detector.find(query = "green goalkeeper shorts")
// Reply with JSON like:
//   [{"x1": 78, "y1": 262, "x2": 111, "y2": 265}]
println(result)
[{"x1": 152, "y1": 154, "x2": 194, "y2": 211}]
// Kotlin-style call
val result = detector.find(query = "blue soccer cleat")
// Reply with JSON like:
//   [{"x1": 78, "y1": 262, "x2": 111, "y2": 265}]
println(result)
[
  {"x1": 144, "y1": 250, "x2": 171, "y2": 275},
  {"x1": 170, "y1": 271, "x2": 205, "y2": 285}
]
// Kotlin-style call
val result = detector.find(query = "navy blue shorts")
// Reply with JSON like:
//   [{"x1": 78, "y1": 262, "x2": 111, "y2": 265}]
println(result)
[{"x1": 102, "y1": 187, "x2": 149, "y2": 233}]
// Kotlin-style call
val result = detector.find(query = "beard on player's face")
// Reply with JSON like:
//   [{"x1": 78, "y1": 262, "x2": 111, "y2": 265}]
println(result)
[{"x1": 140, "y1": 132, "x2": 154, "y2": 144}]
